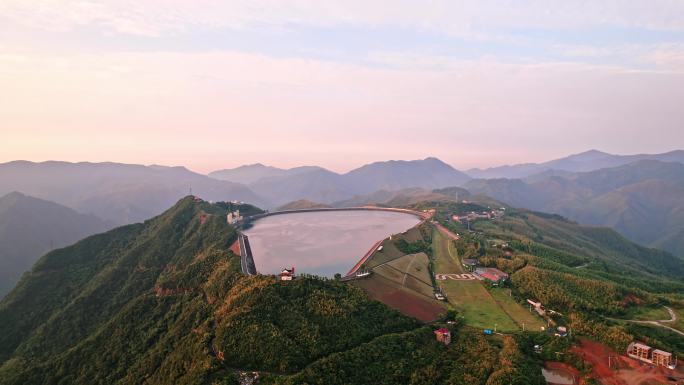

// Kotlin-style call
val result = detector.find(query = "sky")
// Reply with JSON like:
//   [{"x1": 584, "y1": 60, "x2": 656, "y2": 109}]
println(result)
[{"x1": 1, "y1": 1, "x2": 684, "y2": 173}]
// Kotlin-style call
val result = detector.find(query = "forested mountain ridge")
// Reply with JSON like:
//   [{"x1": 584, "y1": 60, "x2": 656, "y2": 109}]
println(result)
[
  {"x1": 0, "y1": 197, "x2": 544, "y2": 385},
  {"x1": 0, "y1": 161, "x2": 266, "y2": 224},
  {"x1": 0, "y1": 192, "x2": 112, "y2": 298}
]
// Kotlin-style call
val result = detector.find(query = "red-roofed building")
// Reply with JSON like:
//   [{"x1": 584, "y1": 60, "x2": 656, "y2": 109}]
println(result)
[
  {"x1": 434, "y1": 328, "x2": 451, "y2": 345},
  {"x1": 279, "y1": 267, "x2": 295, "y2": 281},
  {"x1": 474, "y1": 268, "x2": 509, "y2": 285}
]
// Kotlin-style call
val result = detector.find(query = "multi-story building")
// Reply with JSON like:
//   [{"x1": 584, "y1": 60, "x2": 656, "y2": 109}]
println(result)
[{"x1": 627, "y1": 342, "x2": 676, "y2": 369}]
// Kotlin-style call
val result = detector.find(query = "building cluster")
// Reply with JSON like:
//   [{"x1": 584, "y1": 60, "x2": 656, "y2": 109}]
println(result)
[
  {"x1": 237, "y1": 371, "x2": 260, "y2": 385},
  {"x1": 226, "y1": 209, "x2": 243, "y2": 225},
  {"x1": 554, "y1": 326, "x2": 568, "y2": 337},
  {"x1": 474, "y1": 267, "x2": 509, "y2": 285},
  {"x1": 627, "y1": 342, "x2": 677, "y2": 369},
  {"x1": 452, "y1": 209, "x2": 505, "y2": 223}
]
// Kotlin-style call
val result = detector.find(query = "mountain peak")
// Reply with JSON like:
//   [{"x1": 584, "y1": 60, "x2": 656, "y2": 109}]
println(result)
[
  {"x1": 569, "y1": 149, "x2": 611, "y2": 158},
  {"x1": 1, "y1": 191, "x2": 26, "y2": 199},
  {"x1": 423, "y1": 156, "x2": 444, "y2": 162}
]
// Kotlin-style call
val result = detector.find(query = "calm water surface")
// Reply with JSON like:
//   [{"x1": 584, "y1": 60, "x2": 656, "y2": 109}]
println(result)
[
  {"x1": 541, "y1": 368, "x2": 574, "y2": 385},
  {"x1": 244, "y1": 210, "x2": 420, "y2": 277}
]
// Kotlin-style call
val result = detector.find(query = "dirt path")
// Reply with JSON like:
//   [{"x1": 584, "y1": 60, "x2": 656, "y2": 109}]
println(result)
[
  {"x1": 401, "y1": 253, "x2": 419, "y2": 286},
  {"x1": 433, "y1": 221, "x2": 461, "y2": 241},
  {"x1": 661, "y1": 306, "x2": 677, "y2": 323},
  {"x1": 605, "y1": 306, "x2": 684, "y2": 337}
]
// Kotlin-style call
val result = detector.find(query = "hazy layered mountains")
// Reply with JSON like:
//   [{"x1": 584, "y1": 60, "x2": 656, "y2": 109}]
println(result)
[
  {"x1": 465, "y1": 160, "x2": 684, "y2": 255},
  {"x1": 331, "y1": 186, "x2": 472, "y2": 208},
  {"x1": 209, "y1": 164, "x2": 324, "y2": 184},
  {"x1": 467, "y1": 149, "x2": 684, "y2": 179},
  {"x1": 0, "y1": 192, "x2": 111, "y2": 297},
  {"x1": 212, "y1": 158, "x2": 472, "y2": 207},
  {"x1": 0, "y1": 161, "x2": 266, "y2": 224}
]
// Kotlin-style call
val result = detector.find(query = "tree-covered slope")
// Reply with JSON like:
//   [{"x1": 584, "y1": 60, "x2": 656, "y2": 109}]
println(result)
[
  {"x1": 416, "y1": 199, "x2": 684, "y2": 358},
  {"x1": 0, "y1": 192, "x2": 113, "y2": 298},
  {"x1": 0, "y1": 197, "x2": 543, "y2": 385}
]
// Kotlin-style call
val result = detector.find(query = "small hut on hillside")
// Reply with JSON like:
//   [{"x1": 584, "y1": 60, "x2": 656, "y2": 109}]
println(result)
[{"x1": 279, "y1": 267, "x2": 295, "y2": 281}]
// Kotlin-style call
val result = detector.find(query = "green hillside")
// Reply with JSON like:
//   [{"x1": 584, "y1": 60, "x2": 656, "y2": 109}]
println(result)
[
  {"x1": 0, "y1": 192, "x2": 112, "y2": 297},
  {"x1": 465, "y1": 160, "x2": 684, "y2": 256},
  {"x1": 406, "y1": 200, "x2": 684, "y2": 354},
  {"x1": 0, "y1": 197, "x2": 544, "y2": 385}
]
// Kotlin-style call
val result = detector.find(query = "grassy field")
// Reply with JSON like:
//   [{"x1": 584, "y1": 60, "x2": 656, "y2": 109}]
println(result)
[
  {"x1": 432, "y1": 229, "x2": 464, "y2": 274},
  {"x1": 387, "y1": 252, "x2": 432, "y2": 284},
  {"x1": 352, "y1": 275, "x2": 445, "y2": 322},
  {"x1": 351, "y1": 227, "x2": 447, "y2": 321},
  {"x1": 489, "y1": 287, "x2": 546, "y2": 331},
  {"x1": 373, "y1": 252, "x2": 434, "y2": 297},
  {"x1": 669, "y1": 306, "x2": 684, "y2": 333},
  {"x1": 432, "y1": 228, "x2": 520, "y2": 333},
  {"x1": 362, "y1": 227, "x2": 424, "y2": 269},
  {"x1": 621, "y1": 305, "x2": 672, "y2": 321},
  {"x1": 439, "y1": 279, "x2": 519, "y2": 332}
]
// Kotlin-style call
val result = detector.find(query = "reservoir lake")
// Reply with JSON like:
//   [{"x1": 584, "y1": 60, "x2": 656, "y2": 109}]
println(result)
[{"x1": 243, "y1": 210, "x2": 421, "y2": 277}]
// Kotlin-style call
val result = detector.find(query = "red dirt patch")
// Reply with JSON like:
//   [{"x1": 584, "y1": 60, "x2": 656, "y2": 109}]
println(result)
[
  {"x1": 571, "y1": 338, "x2": 681, "y2": 385},
  {"x1": 229, "y1": 239, "x2": 241, "y2": 255}
]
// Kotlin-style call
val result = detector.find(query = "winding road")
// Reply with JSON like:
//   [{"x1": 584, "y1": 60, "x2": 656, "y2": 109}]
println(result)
[{"x1": 606, "y1": 306, "x2": 684, "y2": 337}]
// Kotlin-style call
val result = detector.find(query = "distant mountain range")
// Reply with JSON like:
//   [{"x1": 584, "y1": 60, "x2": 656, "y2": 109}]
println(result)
[
  {"x1": 466, "y1": 149, "x2": 684, "y2": 179},
  {"x1": 211, "y1": 157, "x2": 472, "y2": 207},
  {"x1": 0, "y1": 192, "x2": 112, "y2": 297},
  {"x1": 209, "y1": 164, "x2": 325, "y2": 185},
  {"x1": 465, "y1": 159, "x2": 684, "y2": 255},
  {"x1": 0, "y1": 161, "x2": 266, "y2": 224},
  {"x1": 3, "y1": 151, "x2": 684, "y2": 257}
]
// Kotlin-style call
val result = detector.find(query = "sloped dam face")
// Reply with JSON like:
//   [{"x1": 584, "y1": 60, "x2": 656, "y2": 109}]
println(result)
[{"x1": 243, "y1": 210, "x2": 420, "y2": 277}]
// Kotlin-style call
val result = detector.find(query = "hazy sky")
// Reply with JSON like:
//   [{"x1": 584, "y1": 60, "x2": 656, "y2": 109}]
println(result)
[{"x1": 2, "y1": 1, "x2": 684, "y2": 173}]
